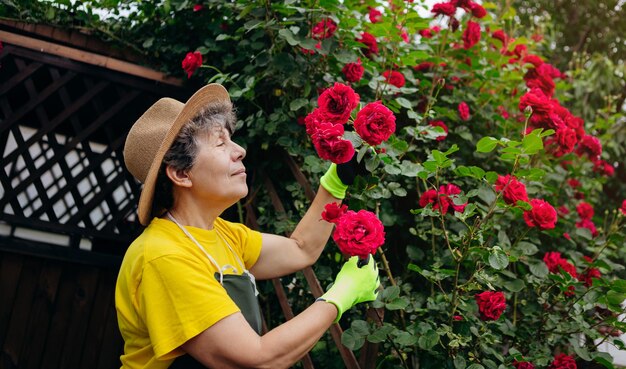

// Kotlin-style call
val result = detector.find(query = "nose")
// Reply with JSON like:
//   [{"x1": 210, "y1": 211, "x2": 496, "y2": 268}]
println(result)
[{"x1": 233, "y1": 142, "x2": 246, "y2": 160}]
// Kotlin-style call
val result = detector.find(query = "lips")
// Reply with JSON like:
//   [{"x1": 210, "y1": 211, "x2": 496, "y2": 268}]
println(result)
[{"x1": 232, "y1": 168, "x2": 246, "y2": 176}]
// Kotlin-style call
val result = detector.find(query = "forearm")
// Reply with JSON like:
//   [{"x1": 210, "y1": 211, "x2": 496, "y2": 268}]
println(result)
[
  {"x1": 187, "y1": 301, "x2": 338, "y2": 369},
  {"x1": 288, "y1": 185, "x2": 339, "y2": 262},
  {"x1": 257, "y1": 301, "x2": 337, "y2": 368}
]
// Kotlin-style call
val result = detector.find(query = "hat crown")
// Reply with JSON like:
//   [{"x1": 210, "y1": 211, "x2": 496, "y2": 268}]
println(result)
[{"x1": 124, "y1": 98, "x2": 184, "y2": 183}]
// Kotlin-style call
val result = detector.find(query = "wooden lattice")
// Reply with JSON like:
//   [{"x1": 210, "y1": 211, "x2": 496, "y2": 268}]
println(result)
[{"x1": 0, "y1": 43, "x2": 188, "y2": 254}]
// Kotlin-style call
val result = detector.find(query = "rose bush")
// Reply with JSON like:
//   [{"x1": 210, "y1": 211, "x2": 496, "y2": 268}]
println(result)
[{"x1": 18, "y1": 0, "x2": 626, "y2": 368}]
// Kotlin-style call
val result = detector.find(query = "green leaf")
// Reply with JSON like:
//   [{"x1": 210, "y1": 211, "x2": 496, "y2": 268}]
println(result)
[
  {"x1": 504, "y1": 279, "x2": 525, "y2": 292},
  {"x1": 454, "y1": 355, "x2": 467, "y2": 369},
  {"x1": 278, "y1": 28, "x2": 299, "y2": 46},
  {"x1": 529, "y1": 261, "x2": 549, "y2": 278},
  {"x1": 476, "y1": 137, "x2": 499, "y2": 153},
  {"x1": 489, "y1": 249, "x2": 509, "y2": 270},
  {"x1": 341, "y1": 329, "x2": 365, "y2": 350},
  {"x1": 418, "y1": 329, "x2": 439, "y2": 350},
  {"x1": 367, "y1": 325, "x2": 394, "y2": 343},
  {"x1": 289, "y1": 98, "x2": 308, "y2": 111},
  {"x1": 611, "y1": 279, "x2": 626, "y2": 293},
  {"x1": 394, "y1": 331, "x2": 418, "y2": 346},
  {"x1": 396, "y1": 97, "x2": 413, "y2": 109},
  {"x1": 569, "y1": 337, "x2": 592, "y2": 361},
  {"x1": 334, "y1": 49, "x2": 357, "y2": 63},
  {"x1": 467, "y1": 364, "x2": 485, "y2": 369},
  {"x1": 607, "y1": 290, "x2": 626, "y2": 306},
  {"x1": 386, "y1": 297, "x2": 410, "y2": 310},
  {"x1": 522, "y1": 132, "x2": 544, "y2": 154},
  {"x1": 517, "y1": 241, "x2": 539, "y2": 255}
]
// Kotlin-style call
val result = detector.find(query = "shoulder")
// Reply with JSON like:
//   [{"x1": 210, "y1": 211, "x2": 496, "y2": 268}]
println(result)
[{"x1": 132, "y1": 218, "x2": 194, "y2": 262}]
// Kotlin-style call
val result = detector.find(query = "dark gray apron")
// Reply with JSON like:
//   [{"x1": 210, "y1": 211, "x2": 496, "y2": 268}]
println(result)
[{"x1": 166, "y1": 213, "x2": 262, "y2": 368}]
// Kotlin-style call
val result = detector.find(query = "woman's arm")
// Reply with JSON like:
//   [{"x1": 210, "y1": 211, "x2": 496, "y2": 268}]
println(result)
[
  {"x1": 182, "y1": 301, "x2": 337, "y2": 369},
  {"x1": 249, "y1": 185, "x2": 339, "y2": 280}
]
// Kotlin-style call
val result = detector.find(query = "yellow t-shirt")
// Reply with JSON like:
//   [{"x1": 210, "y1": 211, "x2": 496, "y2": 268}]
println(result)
[{"x1": 115, "y1": 217, "x2": 263, "y2": 369}]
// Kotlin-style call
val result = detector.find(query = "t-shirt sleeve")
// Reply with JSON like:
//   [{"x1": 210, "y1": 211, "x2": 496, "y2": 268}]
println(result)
[
  {"x1": 140, "y1": 253, "x2": 240, "y2": 359},
  {"x1": 217, "y1": 219, "x2": 263, "y2": 270}
]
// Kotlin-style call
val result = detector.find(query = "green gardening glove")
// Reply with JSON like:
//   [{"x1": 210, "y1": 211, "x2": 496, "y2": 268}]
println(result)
[
  {"x1": 320, "y1": 154, "x2": 368, "y2": 199},
  {"x1": 319, "y1": 256, "x2": 380, "y2": 323},
  {"x1": 320, "y1": 163, "x2": 349, "y2": 199}
]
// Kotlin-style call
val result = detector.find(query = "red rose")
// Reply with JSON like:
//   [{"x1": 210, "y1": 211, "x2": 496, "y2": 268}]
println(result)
[
  {"x1": 494, "y1": 174, "x2": 529, "y2": 205},
  {"x1": 322, "y1": 202, "x2": 348, "y2": 224},
  {"x1": 475, "y1": 291, "x2": 506, "y2": 321},
  {"x1": 566, "y1": 115, "x2": 585, "y2": 139},
  {"x1": 458, "y1": 101, "x2": 470, "y2": 121},
  {"x1": 523, "y1": 54, "x2": 544, "y2": 67},
  {"x1": 576, "y1": 218, "x2": 598, "y2": 237},
  {"x1": 397, "y1": 25, "x2": 409, "y2": 43},
  {"x1": 414, "y1": 62, "x2": 435, "y2": 72},
  {"x1": 621, "y1": 200, "x2": 626, "y2": 215},
  {"x1": 524, "y1": 64, "x2": 557, "y2": 97},
  {"x1": 419, "y1": 28, "x2": 434, "y2": 38},
  {"x1": 548, "y1": 354, "x2": 577, "y2": 369},
  {"x1": 567, "y1": 179, "x2": 581, "y2": 188},
  {"x1": 453, "y1": 315, "x2": 463, "y2": 321},
  {"x1": 523, "y1": 199, "x2": 557, "y2": 230},
  {"x1": 469, "y1": 2, "x2": 487, "y2": 18},
  {"x1": 518, "y1": 88, "x2": 554, "y2": 128},
  {"x1": 354, "y1": 101, "x2": 396, "y2": 146},
  {"x1": 513, "y1": 44, "x2": 528, "y2": 59},
  {"x1": 311, "y1": 122, "x2": 355, "y2": 164},
  {"x1": 429, "y1": 120, "x2": 448, "y2": 141},
  {"x1": 543, "y1": 252, "x2": 577, "y2": 278},
  {"x1": 576, "y1": 202, "x2": 594, "y2": 220},
  {"x1": 317, "y1": 83, "x2": 360, "y2": 125},
  {"x1": 312, "y1": 18, "x2": 337, "y2": 39},
  {"x1": 431, "y1": 2, "x2": 457, "y2": 16},
  {"x1": 550, "y1": 127, "x2": 577, "y2": 157},
  {"x1": 382, "y1": 70, "x2": 406, "y2": 88},
  {"x1": 357, "y1": 32, "x2": 379, "y2": 57},
  {"x1": 579, "y1": 260, "x2": 601, "y2": 287},
  {"x1": 575, "y1": 135, "x2": 602, "y2": 160},
  {"x1": 342, "y1": 59, "x2": 364, "y2": 83},
  {"x1": 462, "y1": 21, "x2": 481, "y2": 50},
  {"x1": 593, "y1": 159, "x2": 615, "y2": 176},
  {"x1": 513, "y1": 361, "x2": 536, "y2": 369},
  {"x1": 419, "y1": 189, "x2": 450, "y2": 214},
  {"x1": 192, "y1": 4, "x2": 203, "y2": 11},
  {"x1": 557, "y1": 205, "x2": 570, "y2": 216},
  {"x1": 181, "y1": 51, "x2": 203, "y2": 78},
  {"x1": 492, "y1": 29, "x2": 508, "y2": 45},
  {"x1": 332, "y1": 210, "x2": 385, "y2": 259},
  {"x1": 439, "y1": 183, "x2": 467, "y2": 213},
  {"x1": 304, "y1": 109, "x2": 324, "y2": 135},
  {"x1": 497, "y1": 105, "x2": 510, "y2": 119},
  {"x1": 368, "y1": 7, "x2": 383, "y2": 23}
]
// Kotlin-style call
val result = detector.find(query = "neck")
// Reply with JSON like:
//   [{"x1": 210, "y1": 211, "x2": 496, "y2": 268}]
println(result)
[{"x1": 168, "y1": 199, "x2": 223, "y2": 230}]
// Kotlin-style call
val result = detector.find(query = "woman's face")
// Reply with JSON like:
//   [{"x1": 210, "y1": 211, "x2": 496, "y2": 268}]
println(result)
[{"x1": 187, "y1": 126, "x2": 248, "y2": 207}]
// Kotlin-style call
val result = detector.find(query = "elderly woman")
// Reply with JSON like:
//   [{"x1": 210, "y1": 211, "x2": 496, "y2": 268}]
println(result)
[{"x1": 116, "y1": 84, "x2": 379, "y2": 369}]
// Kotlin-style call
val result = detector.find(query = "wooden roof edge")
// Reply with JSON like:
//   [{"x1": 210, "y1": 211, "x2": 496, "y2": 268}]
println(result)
[{"x1": 0, "y1": 27, "x2": 184, "y2": 87}]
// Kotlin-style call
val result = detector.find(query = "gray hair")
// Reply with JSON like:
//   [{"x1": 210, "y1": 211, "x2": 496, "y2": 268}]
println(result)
[
  {"x1": 163, "y1": 100, "x2": 237, "y2": 171},
  {"x1": 151, "y1": 100, "x2": 237, "y2": 218}
]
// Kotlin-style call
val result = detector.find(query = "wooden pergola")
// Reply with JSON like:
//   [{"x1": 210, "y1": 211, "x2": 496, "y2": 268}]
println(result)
[{"x1": 0, "y1": 20, "x2": 378, "y2": 369}]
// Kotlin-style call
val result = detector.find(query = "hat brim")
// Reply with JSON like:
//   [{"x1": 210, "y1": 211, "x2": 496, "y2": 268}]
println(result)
[{"x1": 136, "y1": 83, "x2": 231, "y2": 225}]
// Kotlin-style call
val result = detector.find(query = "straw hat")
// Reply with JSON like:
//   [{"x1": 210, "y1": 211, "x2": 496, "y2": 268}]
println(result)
[{"x1": 123, "y1": 83, "x2": 231, "y2": 225}]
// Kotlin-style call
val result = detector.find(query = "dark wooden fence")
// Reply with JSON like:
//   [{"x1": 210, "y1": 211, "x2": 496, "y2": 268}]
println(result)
[{"x1": 0, "y1": 241, "x2": 122, "y2": 369}]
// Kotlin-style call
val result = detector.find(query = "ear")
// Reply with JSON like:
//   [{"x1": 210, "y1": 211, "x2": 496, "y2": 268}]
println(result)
[{"x1": 165, "y1": 165, "x2": 193, "y2": 188}]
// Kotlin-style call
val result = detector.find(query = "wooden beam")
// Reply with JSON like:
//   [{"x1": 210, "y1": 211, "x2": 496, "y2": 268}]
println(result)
[{"x1": 0, "y1": 30, "x2": 183, "y2": 86}]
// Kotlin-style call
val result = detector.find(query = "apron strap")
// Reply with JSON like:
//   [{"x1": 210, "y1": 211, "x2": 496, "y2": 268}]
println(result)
[{"x1": 166, "y1": 212, "x2": 258, "y2": 295}]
